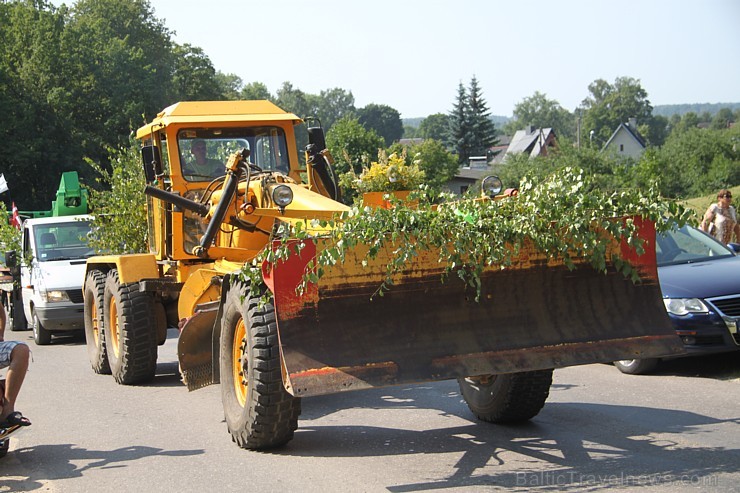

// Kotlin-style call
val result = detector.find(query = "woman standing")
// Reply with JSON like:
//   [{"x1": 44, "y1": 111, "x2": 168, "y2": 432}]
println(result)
[{"x1": 700, "y1": 189, "x2": 740, "y2": 245}]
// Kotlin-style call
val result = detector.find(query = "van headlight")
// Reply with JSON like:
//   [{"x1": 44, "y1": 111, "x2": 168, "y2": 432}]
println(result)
[
  {"x1": 43, "y1": 290, "x2": 70, "y2": 303},
  {"x1": 663, "y1": 298, "x2": 708, "y2": 316}
]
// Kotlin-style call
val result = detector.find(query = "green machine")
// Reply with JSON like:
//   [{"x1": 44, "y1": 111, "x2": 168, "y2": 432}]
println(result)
[{"x1": 19, "y1": 171, "x2": 89, "y2": 218}]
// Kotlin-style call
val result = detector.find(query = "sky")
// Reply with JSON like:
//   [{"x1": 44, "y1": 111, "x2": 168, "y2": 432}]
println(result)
[{"x1": 144, "y1": 0, "x2": 740, "y2": 118}]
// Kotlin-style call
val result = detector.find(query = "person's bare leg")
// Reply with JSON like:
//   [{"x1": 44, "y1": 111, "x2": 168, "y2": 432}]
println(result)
[{"x1": 1, "y1": 344, "x2": 30, "y2": 422}]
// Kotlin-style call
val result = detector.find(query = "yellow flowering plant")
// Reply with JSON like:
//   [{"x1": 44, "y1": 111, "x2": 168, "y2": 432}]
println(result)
[{"x1": 353, "y1": 149, "x2": 425, "y2": 194}]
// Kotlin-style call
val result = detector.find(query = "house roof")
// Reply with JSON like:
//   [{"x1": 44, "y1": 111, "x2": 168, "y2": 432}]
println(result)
[
  {"x1": 603, "y1": 122, "x2": 647, "y2": 150},
  {"x1": 454, "y1": 167, "x2": 491, "y2": 181},
  {"x1": 505, "y1": 127, "x2": 555, "y2": 158}
]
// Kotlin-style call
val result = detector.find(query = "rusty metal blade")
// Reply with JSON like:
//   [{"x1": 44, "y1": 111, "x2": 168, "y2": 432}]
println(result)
[{"x1": 266, "y1": 224, "x2": 683, "y2": 398}]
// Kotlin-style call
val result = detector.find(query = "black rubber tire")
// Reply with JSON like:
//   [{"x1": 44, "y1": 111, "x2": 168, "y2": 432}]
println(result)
[
  {"x1": 84, "y1": 270, "x2": 111, "y2": 374},
  {"x1": 103, "y1": 270, "x2": 157, "y2": 385},
  {"x1": 32, "y1": 312, "x2": 52, "y2": 346},
  {"x1": 220, "y1": 280, "x2": 301, "y2": 450},
  {"x1": 614, "y1": 358, "x2": 659, "y2": 375},
  {"x1": 458, "y1": 369, "x2": 553, "y2": 423}
]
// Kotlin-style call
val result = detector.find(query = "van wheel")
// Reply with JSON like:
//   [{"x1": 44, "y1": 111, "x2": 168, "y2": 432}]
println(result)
[
  {"x1": 84, "y1": 270, "x2": 110, "y2": 374},
  {"x1": 32, "y1": 313, "x2": 52, "y2": 345},
  {"x1": 220, "y1": 280, "x2": 301, "y2": 450},
  {"x1": 104, "y1": 270, "x2": 157, "y2": 384},
  {"x1": 458, "y1": 369, "x2": 553, "y2": 423}
]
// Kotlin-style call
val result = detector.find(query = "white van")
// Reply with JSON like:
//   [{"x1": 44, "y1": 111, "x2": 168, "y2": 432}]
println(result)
[{"x1": 20, "y1": 215, "x2": 93, "y2": 345}]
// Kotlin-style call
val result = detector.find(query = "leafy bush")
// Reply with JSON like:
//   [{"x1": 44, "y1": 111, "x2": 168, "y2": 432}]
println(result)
[{"x1": 86, "y1": 140, "x2": 148, "y2": 254}]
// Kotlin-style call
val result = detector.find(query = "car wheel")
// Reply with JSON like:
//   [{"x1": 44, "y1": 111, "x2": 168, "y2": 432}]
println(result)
[
  {"x1": 614, "y1": 358, "x2": 659, "y2": 375},
  {"x1": 33, "y1": 313, "x2": 52, "y2": 346}
]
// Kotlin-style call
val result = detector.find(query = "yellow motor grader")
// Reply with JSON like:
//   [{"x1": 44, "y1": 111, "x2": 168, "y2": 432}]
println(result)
[{"x1": 83, "y1": 100, "x2": 681, "y2": 450}]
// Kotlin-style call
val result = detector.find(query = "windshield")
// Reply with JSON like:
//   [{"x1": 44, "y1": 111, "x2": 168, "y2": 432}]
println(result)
[
  {"x1": 177, "y1": 127, "x2": 290, "y2": 181},
  {"x1": 656, "y1": 224, "x2": 734, "y2": 266},
  {"x1": 33, "y1": 220, "x2": 93, "y2": 262}
]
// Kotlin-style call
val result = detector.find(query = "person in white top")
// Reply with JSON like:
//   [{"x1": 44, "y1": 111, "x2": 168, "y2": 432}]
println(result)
[{"x1": 700, "y1": 189, "x2": 740, "y2": 245}]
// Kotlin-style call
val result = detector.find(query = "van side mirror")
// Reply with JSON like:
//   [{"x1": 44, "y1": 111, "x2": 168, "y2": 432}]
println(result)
[{"x1": 141, "y1": 145, "x2": 162, "y2": 183}]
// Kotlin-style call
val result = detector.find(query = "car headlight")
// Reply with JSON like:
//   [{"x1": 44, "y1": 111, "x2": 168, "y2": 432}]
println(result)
[
  {"x1": 663, "y1": 298, "x2": 708, "y2": 316},
  {"x1": 43, "y1": 290, "x2": 70, "y2": 303},
  {"x1": 271, "y1": 185, "x2": 294, "y2": 208}
]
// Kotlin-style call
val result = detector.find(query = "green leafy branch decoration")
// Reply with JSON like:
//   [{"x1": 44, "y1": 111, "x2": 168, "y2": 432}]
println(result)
[{"x1": 241, "y1": 166, "x2": 693, "y2": 302}]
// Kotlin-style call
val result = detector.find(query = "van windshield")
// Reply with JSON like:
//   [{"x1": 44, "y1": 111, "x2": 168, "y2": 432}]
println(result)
[{"x1": 33, "y1": 221, "x2": 93, "y2": 262}]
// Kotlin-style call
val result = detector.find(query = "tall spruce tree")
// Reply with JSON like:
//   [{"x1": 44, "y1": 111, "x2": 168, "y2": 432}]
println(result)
[
  {"x1": 447, "y1": 82, "x2": 471, "y2": 164},
  {"x1": 467, "y1": 76, "x2": 499, "y2": 158}
]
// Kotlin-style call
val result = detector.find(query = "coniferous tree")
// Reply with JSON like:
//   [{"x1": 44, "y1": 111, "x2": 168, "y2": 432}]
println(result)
[
  {"x1": 467, "y1": 75, "x2": 499, "y2": 158},
  {"x1": 447, "y1": 82, "x2": 471, "y2": 164}
]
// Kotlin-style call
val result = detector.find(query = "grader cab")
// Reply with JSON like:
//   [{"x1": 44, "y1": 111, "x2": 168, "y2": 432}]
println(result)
[{"x1": 83, "y1": 101, "x2": 682, "y2": 450}]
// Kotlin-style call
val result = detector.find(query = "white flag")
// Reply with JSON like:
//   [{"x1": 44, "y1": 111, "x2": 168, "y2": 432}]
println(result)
[{"x1": 0, "y1": 174, "x2": 8, "y2": 194}]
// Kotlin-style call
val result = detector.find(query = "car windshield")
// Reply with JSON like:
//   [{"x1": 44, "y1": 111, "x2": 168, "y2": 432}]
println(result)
[
  {"x1": 177, "y1": 127, "x2": 290, "y2": 181},
  {"x1": 656, "y1": 224, "x2": 734, "y2": 266},
  {"x1": 33, "y1": 220, "x2": 93, "y2": 262}
]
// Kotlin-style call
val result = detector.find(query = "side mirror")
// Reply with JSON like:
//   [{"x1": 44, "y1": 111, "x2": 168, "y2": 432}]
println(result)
[
  {"x1": 727, "y1": 242, "x2": 740, "y2": 255},
  {"x1": 141, "y1": 145, "x2": 162, "y2": 183},
  {"x1": 306, "y1": 119, "x2": 327, "y2": 151}
]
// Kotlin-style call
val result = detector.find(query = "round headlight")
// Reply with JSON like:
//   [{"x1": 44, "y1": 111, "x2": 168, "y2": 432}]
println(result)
[
  {"x1": 271, "y1": 184, "x2": 294, "y2": 208},
  {"x1": 481, "y1": 175, "x2": 503, "y2": 197}
]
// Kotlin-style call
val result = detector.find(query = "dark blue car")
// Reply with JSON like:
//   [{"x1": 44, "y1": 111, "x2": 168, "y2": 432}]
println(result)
[{"x1": 615, "y1": 225, "x2": 740, "y2": 374}]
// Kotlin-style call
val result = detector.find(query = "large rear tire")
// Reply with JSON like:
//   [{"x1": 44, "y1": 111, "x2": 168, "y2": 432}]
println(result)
[
  {"x1": 220, "y1": 280, "x2": 300, "y2": 450},
  {"x1": 84, "y1": 270, "x2": 110, "y2": 374},
  {"x1": 458, "y1": 369, "x2": 553, "y2": 423},
  {"x1": 104, "y1": 270, "x2": 157, "y2": 385}
]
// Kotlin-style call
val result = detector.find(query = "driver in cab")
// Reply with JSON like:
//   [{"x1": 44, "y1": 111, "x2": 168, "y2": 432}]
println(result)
[{"x1": 184, "y1": 139, "x2": 223, "y2": 178}]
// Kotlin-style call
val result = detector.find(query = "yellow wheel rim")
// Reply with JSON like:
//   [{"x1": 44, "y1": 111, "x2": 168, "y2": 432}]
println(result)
[
  {"x1": 232, "y1": 318, "x2": 248, "y2": 407},
  {"x1": 91, "y1": 301, "x2": 100, "y2": 347},
  {"x1": 109, "y1": 296, "x2": 120, "y2": 358}
]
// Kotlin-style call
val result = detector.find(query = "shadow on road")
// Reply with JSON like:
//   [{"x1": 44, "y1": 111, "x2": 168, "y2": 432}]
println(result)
[
  {"x1": 0, "y1": 444, "x2": 204, "y2": 492},
  {"x1": 286, "y1": 382, "x2": 739, "y2": 491},
  {"x1": 652, "y1": 352, "x2": 740, "y2": 380}
]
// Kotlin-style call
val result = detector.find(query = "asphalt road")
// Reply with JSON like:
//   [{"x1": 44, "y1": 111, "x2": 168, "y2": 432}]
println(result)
[{"x1": 1, "y1": 328, "x2": 739, "y2": 493}]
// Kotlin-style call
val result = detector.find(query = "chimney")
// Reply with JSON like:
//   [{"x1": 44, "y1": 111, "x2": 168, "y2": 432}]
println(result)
[{"x1": 628, "y1": 117, "x2": 637, "y2": 128}]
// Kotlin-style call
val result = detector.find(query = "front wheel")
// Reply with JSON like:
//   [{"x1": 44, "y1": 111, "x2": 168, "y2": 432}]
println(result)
[
  {"x1": 458, "y1": 369, "x2": 553, "y2": 423},
  {"x1": 220, "y1": 280, "x2": 300, "y2": 450},
  {"x1": 614, "y1": 358, "x2": 659, "y2": 375},
  {"x1": 32, "y1": 313, "x2": 52, "y2": 345},
  {"x1": 84, "y1": 270, "x2": 110, "y2": 374}
]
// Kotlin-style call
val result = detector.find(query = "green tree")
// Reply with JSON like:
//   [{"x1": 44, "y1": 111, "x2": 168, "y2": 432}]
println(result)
[
  {"x1": 710, "y1": 108, "x2": 735, "y2": 130},
  {"x1": 466, "y1": 75, "x2": 498, "y2": 157},
  {"x1": 325, "y1": 116, "x2": 384, "y2": 176},
  {"x1": 171, "y1": 44, "x2": 222, "y2": 101},
  {"x1": 388, "y1": 139, "x2": 459, "y2": 191},
  {"x1": 215, "y1": 72, "x2": 244, "y2": 100},
  {"x1": 316, "y1": 87, "x2": 355, "y2": 131},
  {"x1": 418, "y1": 113, "x2": 449, "y2": 141},
  {"x1": 86, "y1": 140, "x2": 148, "y2": 254},
  {"x1": 240, "y1": 81, "x2": 273, "y2": 101},
  {"x1": 356, "y1": 103, "x2": 403, "y2": 146},
  {"x1": 447, "y1": 81, "x2": 471, "y2": 164},
  {"x1": 507, "y1": 91, "x2": 575, "y2": 140},
  {"x1": 580, "y1": 77, "x2": 654, "y2": 146}
]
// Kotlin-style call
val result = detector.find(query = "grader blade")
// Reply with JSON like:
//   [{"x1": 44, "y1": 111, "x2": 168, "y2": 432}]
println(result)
[{"x1": 263, "y1": 225, "x2": 683, "y2": 398}]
